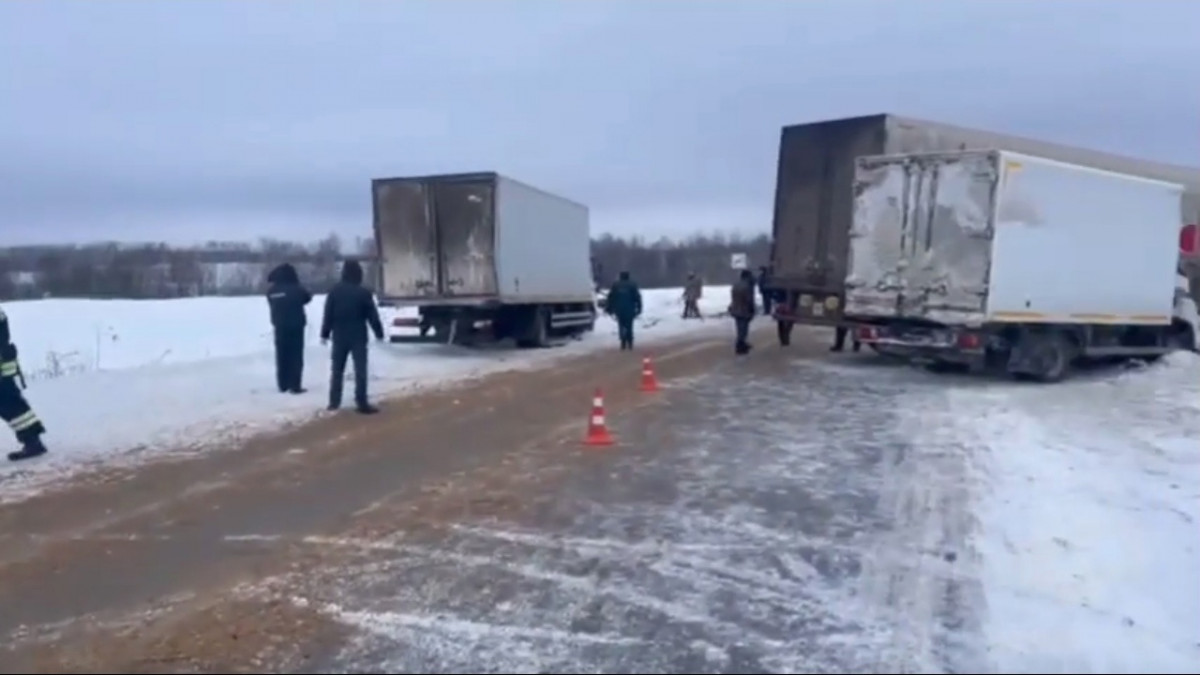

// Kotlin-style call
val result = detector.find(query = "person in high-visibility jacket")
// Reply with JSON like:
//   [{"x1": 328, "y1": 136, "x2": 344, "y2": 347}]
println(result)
[{"x1": 0, "y1": 306, "x2": 47, "y2": 462}]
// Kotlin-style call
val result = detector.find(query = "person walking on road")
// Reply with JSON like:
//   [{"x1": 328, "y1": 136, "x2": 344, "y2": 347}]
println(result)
[
  {"x1": 729, "y1": 269, "x2": 756, "y2": 355},
  {"x1": 266, "y1": 263, "x2": 312, "y2": 394},
  {"x1": 0, "y1": 306, "x2": 47, "y2": 462},
  {"x1": 682, "y1": 272, "x2": 703, "y2": 319},
  {"x1": 606, "y1": 271, "x2": 643, "y2": 350},
  {"x1": 320, "y1": 260, "x2": 385, "y2": 414}
]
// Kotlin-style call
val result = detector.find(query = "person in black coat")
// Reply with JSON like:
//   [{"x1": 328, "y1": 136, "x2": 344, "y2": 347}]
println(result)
[
  {"x1": 756, "y1": 265, "x2": 774, "y2": 317},
  {"x1": 320, "y1": 260, "x2": 385, "y2": 414},
  {"x1": 266, "y1": 263, "x2": 312, "y2": 394}
]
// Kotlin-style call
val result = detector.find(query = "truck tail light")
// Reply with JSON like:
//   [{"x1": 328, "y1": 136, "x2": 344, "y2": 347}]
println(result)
[
  {"x1": 956, "y1": 332, "x2": 982, "y2": 350},
  {"x1": 856, "y1": 326, "x2": 878, "y2": 341},
  {"x1": 1181, "y1": 224, "x2": 1198, "y2": 257}
]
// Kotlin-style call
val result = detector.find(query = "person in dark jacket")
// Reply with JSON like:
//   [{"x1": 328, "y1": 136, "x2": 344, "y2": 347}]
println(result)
[
  {"x1": 682, "y1": 272, "x2": 702, "y2": 319},
  {"x1": 831, "y1": 326, "x2": 862, "y2": 353},
  {"x1": 320, "y1": 260, "x2": 385, "y2": 414},
  {"x1": 266, "y1": 263, "x2": 312, "y2": 394},
  {"x1": 605, "y1": 271, "x2": 643, "y2": 350},
  {"x1": 0, "y1": 306, "x2": 47, "y2": 462},
  {"x1": 756, "y1": 265, "x2": 773, "y2": 317},
  {"x1": 729, "y1": 269, "x2": 757, "y2": 355}
]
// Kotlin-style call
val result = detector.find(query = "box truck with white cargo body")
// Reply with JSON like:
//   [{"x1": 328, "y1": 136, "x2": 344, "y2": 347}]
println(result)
[
  {"x1": 372, "y1": 172, "x2": 597, "y2": 347},
  {"x1": 767, "y1": 113, "x2": 1200, "y2": 347},
  {"x1": 844, "y1": 149, "x2": 1199, "y2": 381}
]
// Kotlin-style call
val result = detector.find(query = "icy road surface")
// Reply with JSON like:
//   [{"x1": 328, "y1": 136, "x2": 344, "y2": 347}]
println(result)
[{"x1": 247, "y1": 352, "x2": 1198, "y2": 674}]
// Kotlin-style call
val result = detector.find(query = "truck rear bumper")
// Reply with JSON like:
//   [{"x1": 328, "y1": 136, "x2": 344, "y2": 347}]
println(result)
[{"x1": 854, "y1": 323, "x2": 987, "y2": 363}]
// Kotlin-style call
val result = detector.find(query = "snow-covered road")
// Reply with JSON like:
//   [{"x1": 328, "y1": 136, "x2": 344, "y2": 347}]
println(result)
[{"x1": 250, "y1": 351, "x2": 1199, "y2": 673}]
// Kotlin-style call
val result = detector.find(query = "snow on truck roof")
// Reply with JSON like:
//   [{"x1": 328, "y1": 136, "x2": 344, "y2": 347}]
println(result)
[
  {"x1": 889, "y1": 113, "x2": 1200, "y2": 193},
  {"x1": 860, "y1": 148, "x2": 1189, "y2": 192},
  {"x1": 783, "y1": 113, "x2": 1200, "y2": 194}
]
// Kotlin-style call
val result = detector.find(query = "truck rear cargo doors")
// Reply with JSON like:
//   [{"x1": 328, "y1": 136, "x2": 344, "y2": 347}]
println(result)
[
  {"x1": 374, "y1": 180, "x2": 438, "y2": 298},
  {"x1": 430, "y1": 180, "x2": 497, "y2": 296},
  {"x1": 771, "y1": 117, "x2": 886, "y2": 293},
  {"x1": 846, "y1": 151, "x2": 996, "y2": 322},
  {"x1": 373, "y1": 176, "x2": 498, "y2": 299}
]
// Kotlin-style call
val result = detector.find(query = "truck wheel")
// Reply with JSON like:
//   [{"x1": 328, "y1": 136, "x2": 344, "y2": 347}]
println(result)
[
  {"x1": 776, "y1": 320, "x2": 794, "y2": 347},
  {"x1": 516, "y1": 308, "x2": 549, "y2": 349},
  {"x1": 1008, "y1": 332, "x2": 1073, "y2": 383},
  {"x1": 1168, "y1": 321, "x2": 1197, "y2": 353}
]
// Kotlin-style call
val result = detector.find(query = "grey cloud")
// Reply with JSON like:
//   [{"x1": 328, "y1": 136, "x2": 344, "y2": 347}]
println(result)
[{"x1": 1, "y1": 1, "x2": 1197, "y2": 245}]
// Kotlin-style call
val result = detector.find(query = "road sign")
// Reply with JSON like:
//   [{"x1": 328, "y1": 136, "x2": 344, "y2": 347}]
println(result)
[{"x1": 730, "y1": 253, "x2": 747, "y2": 270}]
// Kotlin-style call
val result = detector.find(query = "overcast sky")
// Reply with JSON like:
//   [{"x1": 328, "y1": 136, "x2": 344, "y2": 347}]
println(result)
[{"x1": 1, "y1": 1, "x2": 1197, "y2": 247}]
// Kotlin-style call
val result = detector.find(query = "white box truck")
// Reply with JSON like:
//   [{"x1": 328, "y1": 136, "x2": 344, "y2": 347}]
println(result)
[
  {"x1": 372, "y1": 172, "x2": 597, "y2": 347},
  {"x1": 845, "y1": 149, "x2": 1200, "y2": 381}
]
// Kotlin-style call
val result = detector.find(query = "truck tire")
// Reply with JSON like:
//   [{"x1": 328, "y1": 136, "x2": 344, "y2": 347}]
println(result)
[
  {"x1": 1008, "y1": 331, "x2": 1073, "y2": 383},
  {"x1": 515, "y1": 307, "x2": 549, "y2": 349}
]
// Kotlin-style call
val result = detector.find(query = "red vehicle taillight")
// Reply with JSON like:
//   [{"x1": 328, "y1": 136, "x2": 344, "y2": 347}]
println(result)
[
  {"x1": 1181, "y1": 223, "x2": 1197, "y2": 257},
  {"x1": 856, "y1": 326, "x2": 878, "y2": 341},
  {"x1": 956, "y1": 332, "x2": 982, "y2": 350}
]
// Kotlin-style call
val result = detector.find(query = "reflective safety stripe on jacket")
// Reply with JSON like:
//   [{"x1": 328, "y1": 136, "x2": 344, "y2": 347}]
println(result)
[
  {"x1": 7, "y1": 410, "x2": 39, "y2": 433},
  {"x1": 0, "y1": 360, "x2": 16, "y2": 378}
]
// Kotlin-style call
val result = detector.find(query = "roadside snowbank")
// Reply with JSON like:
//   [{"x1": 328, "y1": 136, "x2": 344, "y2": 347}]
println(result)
[
  {"x1": 961, "y1": 353, "x2": 1200, "y2": 672},
  {"x1": 0, "y1": 286, "x2": 732, "y2": 501},
  {"x1": 3, "y1": 286, "x2": 732, "y2": 378}
]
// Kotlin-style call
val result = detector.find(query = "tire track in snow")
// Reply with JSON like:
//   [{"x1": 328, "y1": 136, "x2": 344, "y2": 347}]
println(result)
[{"x1": 260, "y1": 353, "x2": 991, "y2": 673}]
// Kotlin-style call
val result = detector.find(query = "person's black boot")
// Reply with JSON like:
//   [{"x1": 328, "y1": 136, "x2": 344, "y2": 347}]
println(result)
[
  {"x1": 8, "y1": 437, "x2": 47, "y2": 462},
  {"x1": 356, "y1": 403, "x2": 379, "y2": 415},
  {"x1": 289, "y1": 387, "x2": 308, "y2": 394}
]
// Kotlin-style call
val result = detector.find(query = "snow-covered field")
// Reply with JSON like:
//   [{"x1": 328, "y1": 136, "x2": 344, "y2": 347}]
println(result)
[{"x1": 0, "y1": 286, "x2": 732, "y2": 500}]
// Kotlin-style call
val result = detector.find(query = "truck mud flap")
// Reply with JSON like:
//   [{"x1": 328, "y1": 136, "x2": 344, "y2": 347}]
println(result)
[{"x1": 388, "y1": 333, "x2": 443, "y2": 344}]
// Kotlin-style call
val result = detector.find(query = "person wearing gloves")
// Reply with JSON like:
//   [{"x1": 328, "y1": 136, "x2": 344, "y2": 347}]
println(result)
[{"x1": 320, "y1": 260, "x2": 385, "y2": 414}]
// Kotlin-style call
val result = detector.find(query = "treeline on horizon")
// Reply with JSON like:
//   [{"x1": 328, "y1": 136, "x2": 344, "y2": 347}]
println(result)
[{"x1": 0, "y1": 231, "x2": 771, "y2": 301}]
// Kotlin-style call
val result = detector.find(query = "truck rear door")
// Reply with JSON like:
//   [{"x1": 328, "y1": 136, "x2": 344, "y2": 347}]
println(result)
[
  {"x1": 430, "y1": 180, "x2": 498, "y2": 296},
  {"x1": 373, "y1": 179, "x2": 438, "y2": 299},
  {"x1": 846, "y1": 151, "x2": 996, "y2": 323},
  {"x1": 771, "y1": 117, "x2": 887, "y2": 298}
]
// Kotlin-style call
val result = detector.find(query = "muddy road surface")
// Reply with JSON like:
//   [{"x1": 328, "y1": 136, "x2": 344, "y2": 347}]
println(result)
[{"x1": 0, "y1": 326, "x2": 985, "y2": 673}]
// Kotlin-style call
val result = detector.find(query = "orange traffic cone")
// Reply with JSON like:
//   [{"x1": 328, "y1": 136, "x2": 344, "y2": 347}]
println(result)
[
  {"x1": 583, "y1": 388, "x2": 615, "y2": 446},
  {"x1": 639, "y1": 357, "x2": 660, "y2": 393}
]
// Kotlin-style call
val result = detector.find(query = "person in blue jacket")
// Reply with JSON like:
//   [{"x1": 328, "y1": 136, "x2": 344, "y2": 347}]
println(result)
[{"x1": 605, "y1": 271, "x2": 643, "y2": 350}]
